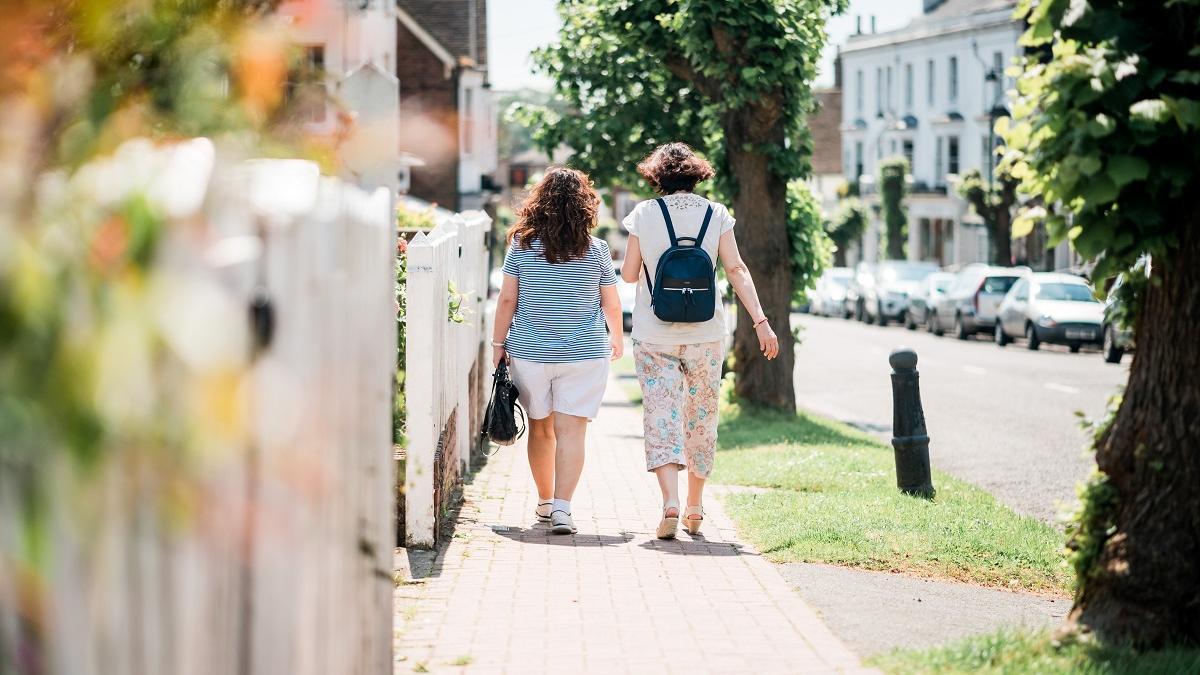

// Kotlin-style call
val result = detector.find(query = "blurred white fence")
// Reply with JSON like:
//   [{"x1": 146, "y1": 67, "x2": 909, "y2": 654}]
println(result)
[
  {"x1": 404, "y1": 212, "x2": 491, "y2": 548},
  {"x1": 0, "y1": 143, "x2": 396, "y2": 675}
]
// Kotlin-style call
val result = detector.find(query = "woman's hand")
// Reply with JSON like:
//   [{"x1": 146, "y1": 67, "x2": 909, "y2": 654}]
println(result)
[
  {"x1": 609, "y1": 334, "x2": 624, "y2": 361},
  {"x1": 755, "y1": 320, "x2": 779, "y2": 360},
  {"x1": 492, "y1": 345, "x2": 506, "y2": 368}
]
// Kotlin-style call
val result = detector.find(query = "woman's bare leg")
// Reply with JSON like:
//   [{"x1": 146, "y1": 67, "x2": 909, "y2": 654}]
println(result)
[
  {"x1": 551, "y1": 413, "x2": 588, "y2": 501},
  {"x1": 527, "y1": 416, "x2": 555, "y2": 501},
  {"x1": 686, "y1": 471, "x2": 705, "y2": 512},
  {"x1": 654, "y1": 464, "x2": 681, "y2": 517}
]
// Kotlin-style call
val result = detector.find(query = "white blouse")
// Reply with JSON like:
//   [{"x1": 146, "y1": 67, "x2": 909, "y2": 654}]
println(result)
[{"x1": 621, "y1": 193, "x2": 736, "y2": 345}]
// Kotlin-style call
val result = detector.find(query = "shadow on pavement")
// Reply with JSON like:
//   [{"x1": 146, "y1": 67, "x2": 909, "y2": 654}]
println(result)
[
  {"x1": 637, "y1": 536, "x2": 749, "y2": 557},
  {"x1": 491, "y1": 525, "x2": 636, "y2": 547}
]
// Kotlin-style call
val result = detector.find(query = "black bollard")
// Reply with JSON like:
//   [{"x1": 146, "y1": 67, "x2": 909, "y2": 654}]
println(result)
[{"x1": 889, "y1": 347, "x2": 935, "y2": 498}]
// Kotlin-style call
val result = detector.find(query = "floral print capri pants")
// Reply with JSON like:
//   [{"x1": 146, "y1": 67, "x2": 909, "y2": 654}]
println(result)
[{"x1": 633, "y1": 340, "x2": 724, "y2": 478}]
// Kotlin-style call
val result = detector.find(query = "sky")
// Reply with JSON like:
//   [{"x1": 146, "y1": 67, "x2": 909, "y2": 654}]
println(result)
[{"x1": 487, "y1": 0, "x2": 923, "y2": 92}]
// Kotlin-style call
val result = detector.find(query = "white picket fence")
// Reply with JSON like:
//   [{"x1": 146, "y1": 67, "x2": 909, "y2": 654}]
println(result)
[
  {"x1": 0, "y1": 141, "x2": 397, "y2": 675},
  {"x1": 403, "y1": 212, "x2": 492, "y2": 548}
]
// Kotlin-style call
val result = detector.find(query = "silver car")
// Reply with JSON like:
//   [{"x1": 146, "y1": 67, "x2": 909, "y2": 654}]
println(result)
[
  {"x1": 931, "y1": 264, "x2": 1030, "y2": 339},
  {"x1": 905, "y1": 272, "x2": 955, "y2": 331},
  {"x1": 994, "y1": 273, "x2": 1103, "y2": 352},
  {"x1": 811, "y1": 267, "x2": 853, "y2": 317},
  {"x1": 863, "y1": 260, "x2": 941, "y2": 326}
]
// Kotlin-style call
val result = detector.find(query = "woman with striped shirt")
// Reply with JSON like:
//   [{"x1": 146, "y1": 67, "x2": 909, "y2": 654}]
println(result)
[{"x1": 491, "y1": 167, "x2": 623, "y2": 534}]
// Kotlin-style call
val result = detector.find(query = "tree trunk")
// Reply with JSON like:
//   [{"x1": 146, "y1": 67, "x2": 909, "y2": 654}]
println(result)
[
  {"x1": 833, "y1": 246, "x2": 847, "y2": 267},
  {"x1": 990, "y1": 207, "x2": 1013, "y2": 266},
  {"x1": 1065, "y1": 219, "x2": 1200, "y2": 647},
  {"x1": 886, "y1": 224, "x2": 905, "y2": 260},
  {"x1": 722, "y1": 108, "x2": 795, "y2": 410}
]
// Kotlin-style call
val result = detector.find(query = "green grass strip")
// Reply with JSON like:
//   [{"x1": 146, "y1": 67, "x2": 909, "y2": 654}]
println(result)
[
  {"x1": 712, "y1": 399, "x2": 1071, "y2": 593},
  {"x1": 868, "y1": 627, "x2": 1200, "y2": 674}
]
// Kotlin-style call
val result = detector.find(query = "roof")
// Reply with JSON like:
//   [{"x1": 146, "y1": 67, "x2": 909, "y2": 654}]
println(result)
[
  {"x1": 844, "y1": 0, "x2": 1018, "y2": 53},
  {"x1": 920, "y1": 0, "x2": 1016, "y2": 20},
  {"x1": 396, "y1": 0, "x2": 488, "y2": 68},
  {"x1": 809, "y1": 89, "x2": 842, "y2": 175}
]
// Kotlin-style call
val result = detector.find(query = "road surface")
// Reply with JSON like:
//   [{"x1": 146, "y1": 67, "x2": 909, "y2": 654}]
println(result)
[{"x1": 792, "y1": 313, "x2": 1130, "y2": 522}]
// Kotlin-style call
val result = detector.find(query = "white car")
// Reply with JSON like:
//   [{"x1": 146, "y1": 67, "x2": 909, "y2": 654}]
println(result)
[
  {"x1": 613, "y1": 260, "x2": 637, "y2": 332},
  {"x1": 994, "y1": 273, "x2": 1104, "y2": 352},
  {"x1": 811, "y1": 267, "x2": 853, "y2": 317}
]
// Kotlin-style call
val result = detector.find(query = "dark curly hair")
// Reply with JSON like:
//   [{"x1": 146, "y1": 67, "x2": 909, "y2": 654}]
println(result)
[
  {"x1": 507, "y1": 166, "x2": 600, "y2": 264},
  {"x1": 636, "y1": 142, "x2": 716, "y2": 194}
]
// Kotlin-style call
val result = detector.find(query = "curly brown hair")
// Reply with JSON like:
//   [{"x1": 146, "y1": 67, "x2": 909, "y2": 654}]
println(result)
[
  {"x1": 507, "y1": 166, "x2": 600, "y2": 264},
  {"x1": 636, "y1": 142, "x2": 716, "y2": 194}
]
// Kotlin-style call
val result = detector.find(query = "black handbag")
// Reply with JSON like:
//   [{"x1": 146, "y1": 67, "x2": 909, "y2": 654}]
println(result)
[{"x1": 482, "y1": 360, "x2": 525, "y2": 447}]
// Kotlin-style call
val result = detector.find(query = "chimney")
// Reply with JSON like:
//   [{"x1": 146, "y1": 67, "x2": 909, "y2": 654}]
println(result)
[
  {"x1": 855, "y1": 16, "x2": 862, "y2": 35},
  {"x1": 871, "y1": 16, "x2": 877, "y2": 33}
]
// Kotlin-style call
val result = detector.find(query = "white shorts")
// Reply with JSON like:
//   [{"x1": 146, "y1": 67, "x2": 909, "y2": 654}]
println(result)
[{"x1": 507, "y1": 357, "x2": 609, "y2": 420}]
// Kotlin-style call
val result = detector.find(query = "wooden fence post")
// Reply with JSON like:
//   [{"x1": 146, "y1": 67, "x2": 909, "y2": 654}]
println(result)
[{"x1": 404, "y1": 231, "x2": 439, "y2": 548}]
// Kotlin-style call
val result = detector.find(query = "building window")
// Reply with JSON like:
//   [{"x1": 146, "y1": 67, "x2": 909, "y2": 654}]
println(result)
[
  {"x1": 905, "y1": 63, "x2": 913, "y2": 110},
  {"x1": 948, "y1": 136, "x2": 960, "y2": 175},
  {"x1": 876, "y1": 67, "x2": 883, "y2": 115},
  {"x1": 856, "y1": 69, "x2": 864, "y2": 112},
  {"x1": 855, "y1": 141, "x2": 864, "y2": 179},
  {"x1": 463, "y1": 87, "x2": 474, "y2": 155},
  {"x1": 935, "y1": 136, "x2": 944, "y2": 184},
  {"x1": 903, "y1": 140, "x2": 914, "y2": 168},
  {"x1": 886, "y1": 66, "x2": 893, "y2": 113},
  {"x1": 286, "y1": 45, "x2": 327, "y2": 123},
  {"x1": 948, "y1": 56, "x2": 958, "y2": 103},
  {"x1": 992, "y1": 50, "x2": 1004, "y2": 104},
  {"x1": 927, "y1": 59, "x2": 935, "y2": 105}
]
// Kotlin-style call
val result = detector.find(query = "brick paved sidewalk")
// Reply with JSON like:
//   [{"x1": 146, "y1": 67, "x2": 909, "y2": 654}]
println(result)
[{"x1": 394, "y1": 373, "x2": 872, "y2": 674}]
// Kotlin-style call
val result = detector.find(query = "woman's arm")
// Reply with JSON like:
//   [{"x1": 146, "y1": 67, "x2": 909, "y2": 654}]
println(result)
[
  {"x1": 600, "y1": 285, "x2": 624, "y2": 360},
  {"x1": 717, "y1": 230, "x2": 780, "y2": 360},
  {"x1": 491, "y1": 273, "x2": 518, "y2": 366},
  {"x1": 620, "y1": 235, "x2": 642, "y2": 284}
]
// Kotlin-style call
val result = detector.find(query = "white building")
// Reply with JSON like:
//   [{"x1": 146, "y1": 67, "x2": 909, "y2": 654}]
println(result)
[
  {"x1": 275, "y1": 0, "x2": 404, "y2": 193},
  {"x1": 840, "y1": 0, "x2": 1019, "y2": 267}
]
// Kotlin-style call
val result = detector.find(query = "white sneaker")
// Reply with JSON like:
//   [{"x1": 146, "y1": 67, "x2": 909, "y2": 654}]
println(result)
[
  {"x1": 550, "y1": 510, "x2": 576, "y2": 534},
  {"x1": 535, "y1": 500, "x2": 553, "y2": 522}
]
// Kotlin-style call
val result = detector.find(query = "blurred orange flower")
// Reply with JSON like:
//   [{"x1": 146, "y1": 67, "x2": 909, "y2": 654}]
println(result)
[{"x1": 233, "y1": 28, "x2": 288, "y2": 122}]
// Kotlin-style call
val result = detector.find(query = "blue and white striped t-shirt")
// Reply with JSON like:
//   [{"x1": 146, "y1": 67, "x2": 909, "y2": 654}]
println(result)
[{"x1": 501, "y1": 235, "x2": 617, "y2": 363}]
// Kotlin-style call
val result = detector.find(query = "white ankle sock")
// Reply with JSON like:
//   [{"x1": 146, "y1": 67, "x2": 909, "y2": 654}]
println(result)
[{"x1": 552, "y1": 498, "x2": 570, "y2": 514}]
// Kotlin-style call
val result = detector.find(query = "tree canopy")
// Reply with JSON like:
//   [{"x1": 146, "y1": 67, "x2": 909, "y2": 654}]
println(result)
[
  {"x1": 1003, "y1": 0, "x2": 1200, "y2": 648},
  {"x1": 518, "y1": 0, "x2": 845, "y2": 407}
]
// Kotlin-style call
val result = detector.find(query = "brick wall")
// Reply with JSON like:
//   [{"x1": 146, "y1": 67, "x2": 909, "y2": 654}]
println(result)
[{"x1": 397, "y1": 19, "x2": 460, "y2": 210}]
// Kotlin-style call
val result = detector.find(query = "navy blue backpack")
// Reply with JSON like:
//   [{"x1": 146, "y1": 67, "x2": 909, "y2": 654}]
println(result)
[{"x1": 641, "y1": 197, "x2": 717, "y2": 323}]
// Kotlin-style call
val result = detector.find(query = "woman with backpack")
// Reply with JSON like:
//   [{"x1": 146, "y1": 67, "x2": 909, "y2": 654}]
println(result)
[
  {"x1": 491, "y1": 167, "x2": 624, "y2": 535},
  {"x1": 620, "y1": 143, "x2": 779, "y2": 539}
]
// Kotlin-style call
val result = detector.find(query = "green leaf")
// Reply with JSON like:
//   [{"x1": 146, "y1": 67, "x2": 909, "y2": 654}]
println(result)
[
  {"x1": 1130, "y1": 99, "x2": 1170, "y2": 124},
  {"x1": 1086, "y1": 114, "x2": 1115, "y2": 138},
  {"x1": 1077, "y1": 154, "x2": 1102, "y2": 176},
  {"x1": 1081, "y1": 174, "x2": 1119, "y2": 205},
  {"x1": 1106, "y1": 155, "x2": 1149, "y2": 187},
  {"x1": 1012, "y1": 206, "x2": 1045, "y2": 239},
  {"x1": 1163, "y1": 95, "x2": 1200, "y2": 130}
]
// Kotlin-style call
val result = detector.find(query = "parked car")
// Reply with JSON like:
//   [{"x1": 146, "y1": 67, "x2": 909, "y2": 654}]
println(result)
[
  {"x1": 994, "y1": 273, "x2": 1103, "y2": 352},
  {"x1": 931, "y1": 264, "x2": 1029, "y2": 339},
  {"x1": 1098, "y1": 259, "x2": 1151, "y2": 363},
  {"x1": 614, "y1": 259, "x2": 637, "y2": 332},
  {"x1": 845, "y1": 262, "x2": 876, "y2": 321},
  {"x1": 905, "y1": 272, "x2": 955, "y2": 331},
  {"x1": 810, "y1": 267, "x2": 853, "y2": 317},
  {"x1": 862, "y1": 260, "x2": 941, "y2": 326}
]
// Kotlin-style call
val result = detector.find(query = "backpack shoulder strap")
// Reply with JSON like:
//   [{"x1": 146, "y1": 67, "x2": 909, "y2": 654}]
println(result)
[
  {"x1": 642, "y1": 261, "x2": 653, "y2": 295},
  {"x1": 695, "y1": 205, "x2": 714, "y2": 248},
  {"x1": 654, "y1": 197, "x2": 679, "y2": 247}
]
